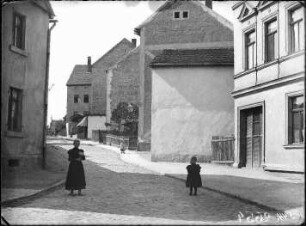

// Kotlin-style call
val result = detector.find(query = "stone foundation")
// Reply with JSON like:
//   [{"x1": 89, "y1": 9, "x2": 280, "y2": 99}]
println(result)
[{"x1": 137, "y1": 142, "x2": 151, "y2": 152}]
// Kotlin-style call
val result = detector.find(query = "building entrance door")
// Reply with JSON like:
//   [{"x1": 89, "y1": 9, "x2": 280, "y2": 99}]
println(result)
[{"x1": 239, "y1": 106, "x2": 263, "y2": 168}]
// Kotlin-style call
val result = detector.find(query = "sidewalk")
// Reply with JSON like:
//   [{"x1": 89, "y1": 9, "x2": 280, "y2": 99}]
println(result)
[
  {"x1": 79, "y1": 139, "x2": 304, "y2": 218},
  {"x1": 1, "y1": 144, "x2": 68, "y2": 205}
]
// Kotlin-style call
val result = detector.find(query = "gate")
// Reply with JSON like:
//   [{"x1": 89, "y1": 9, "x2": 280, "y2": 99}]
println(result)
[{"x1": 211, "y1": 136, "x2": 235, "y2": 161}]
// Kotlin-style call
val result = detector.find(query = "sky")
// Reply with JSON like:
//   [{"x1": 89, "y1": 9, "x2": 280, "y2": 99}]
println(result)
[{"x1": 47, "y1": 1, "x2": 236, "y2": 125}]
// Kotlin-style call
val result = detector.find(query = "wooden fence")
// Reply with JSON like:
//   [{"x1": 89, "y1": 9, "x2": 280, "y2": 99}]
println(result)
[
  {"x1": 105, "y1": 134, "x2": 138, "y2": 150},
  {"x1": 211, "y1": 136, "x2": 235, "y2": 161},
  {"x1": 92, "y1": 130, "x2": 138, "y2": 150}
]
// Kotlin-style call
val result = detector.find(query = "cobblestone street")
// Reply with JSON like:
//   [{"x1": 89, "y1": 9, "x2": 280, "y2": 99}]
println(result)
[{"x1": 1, "y1": 141, "x2": 301, "y2": 225}]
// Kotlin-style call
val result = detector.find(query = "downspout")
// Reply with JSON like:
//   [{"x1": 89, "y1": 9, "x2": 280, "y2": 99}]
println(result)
[{"x1": 42, "y1": 19, "x2": 57, "y2": 169}]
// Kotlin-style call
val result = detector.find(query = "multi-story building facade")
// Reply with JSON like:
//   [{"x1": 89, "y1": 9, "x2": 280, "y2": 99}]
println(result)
[
  {"x1": 232, "y1": 1, "x2": 304, "y2": 172},
  {"x1": 66, "y1": 59, "x2": 92, "y2": 135},
  {"x1": 1, "y1": 1, "x2": 55, "y2": 171},
  {"x1": 66, "y1": 38, "x2": 136, "y2": 137},
  {"x1": 134, "y1": 0, "x2": 234, "y2": 151}
]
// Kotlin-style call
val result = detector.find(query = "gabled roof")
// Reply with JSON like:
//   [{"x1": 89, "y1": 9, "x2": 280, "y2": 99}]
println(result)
[
  {"x1": 134, "y1": 0, "x2": 233, "y2": 35},
  {"x1": 66, "y1": 65, "x2": 92, "y2": 86},
  {"x1": 150, "y1": 48, "x2": 234, "y2": 68},
  {"x1": 93, "y1": 38, "x2": 134, "y2": 66}
]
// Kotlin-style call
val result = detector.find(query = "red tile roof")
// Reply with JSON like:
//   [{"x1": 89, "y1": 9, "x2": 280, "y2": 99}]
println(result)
[{"x1": 150, "y1": 48, "x2": 234, "y2": 67}]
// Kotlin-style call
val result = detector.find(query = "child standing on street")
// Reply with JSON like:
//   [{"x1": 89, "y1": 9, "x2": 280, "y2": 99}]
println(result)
[
  {"x1": 120, "y1": 141, "x2": 126, "y2": 154},
  {"x1": 186, "y1": 156, "x2": 202, "y2": 196}
]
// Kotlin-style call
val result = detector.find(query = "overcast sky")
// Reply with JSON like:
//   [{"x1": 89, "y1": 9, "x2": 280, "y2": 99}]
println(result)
[{"x1": 48, "y1": 1, "x2": 236, "y2": 125}]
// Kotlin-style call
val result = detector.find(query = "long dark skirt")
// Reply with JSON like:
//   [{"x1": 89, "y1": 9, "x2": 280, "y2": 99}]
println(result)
[
  {"x1": 65, "y1": 161, "x2": 86, "y2": 190},
  {"x1": 186, "y1": 174, "x2": 202, "y2": 188}
]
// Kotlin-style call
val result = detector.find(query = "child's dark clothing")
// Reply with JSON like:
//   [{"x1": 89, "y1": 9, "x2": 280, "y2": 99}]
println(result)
[{"x1": 186, "y1": 163, "x2": 202, "y2": 195}]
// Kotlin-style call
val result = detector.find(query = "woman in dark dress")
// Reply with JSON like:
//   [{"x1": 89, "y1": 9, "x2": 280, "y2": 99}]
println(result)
[
  {"x1": 65, "y1": 139, "x2": 86, "y2": 196},
  {"x1": 186, "y1": 156, "x2": 202, "y2": 196}
]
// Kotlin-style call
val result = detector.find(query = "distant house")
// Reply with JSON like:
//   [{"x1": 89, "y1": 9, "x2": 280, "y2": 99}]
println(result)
[
  {"x1": 232, "y1": 1, "x2": 304, "y2": 172},
  {"x1": 1, "y1": 1, "x2": 55, "y2": 171},
  {"x1": 134, "y1": 0, "x2": 234, "y2": 152},
  {"x1": 66, "y1": 59, "x2": 92, "y2": 136},
  {"x1": 66, "y1": 38, "x2": 136, "y2": 139},
  {"x1": 150, "y1": 48, "x2": 234, "y2": 162},
  {"x1": 49, "y1": 119, "x2": 66, "y2": 136},
  {"x1": 106, "y1": 46, "x2": 140, "y2": 134}
]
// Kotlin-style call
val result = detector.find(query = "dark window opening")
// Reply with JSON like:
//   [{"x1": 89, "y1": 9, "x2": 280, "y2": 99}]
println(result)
[
  {"x1": 288, "y1": 95, "x2": 304, "y2": 144},
  {"x1": 265, "y1": 19, "x2": 277, "y2": 62},
  {"x1": 8, "y1": 87, "x2": 23, "y2": 132},
  {"x1": 245, "y1": 30, "x2": 256, "y2": 70},
  {"x1": 12, "y1": 12, "x2": 26, "y2": 50},
  {"x1": 84, "y1": 95, "x2": 89, "y2": 103},
  {"x1": 174, "y1": 11, "x2": 180, "y2": 19},
  {"x1": 182, "y1": 11, "x2": 189, "y2": 18},
  {"x1": 74, "y1": 95, "x2": 79, "y2": 103},
  {"x1": 8, "y1": 159, "x2": 19, "y2": 167},
  {"x1": 289, "y1": 7, "x2": 303, "y2": 54}
]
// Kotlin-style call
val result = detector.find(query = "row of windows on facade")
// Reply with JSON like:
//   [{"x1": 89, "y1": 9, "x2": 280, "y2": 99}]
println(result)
[
  {"x1": 245, "y1": 6, "x2": 303, "y2": 70},
  {"x1": 74, "y1": 94, "x2": 89, "y2": 103},
  {"x1": 7, "y1": 87, "x2": 304, "y2": 144}
]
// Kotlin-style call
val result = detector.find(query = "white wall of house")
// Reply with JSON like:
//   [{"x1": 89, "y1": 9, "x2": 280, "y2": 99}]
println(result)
[
  {"x1": 151, "y1": 67, "x2": 234, "y2": 162},
  {"x1": 87, "y1": 116, "x2": 106, "y2": 139}
]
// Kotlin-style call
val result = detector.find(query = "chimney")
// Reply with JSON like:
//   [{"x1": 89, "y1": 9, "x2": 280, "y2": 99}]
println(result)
[
  {"x1": 132, "y1": 39, "x2": 137, "y2": 48},
  {"x1": 87, "y1": 56, "x2": 92, "y2": 73},
  {"x1": 205, "y1": 0, "x2": 212, "y2": 9}
]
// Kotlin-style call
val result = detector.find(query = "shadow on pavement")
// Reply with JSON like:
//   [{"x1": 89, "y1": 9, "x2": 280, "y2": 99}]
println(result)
[{"x1": 4, "y1": 157, "x2": 280, "y2": 223}]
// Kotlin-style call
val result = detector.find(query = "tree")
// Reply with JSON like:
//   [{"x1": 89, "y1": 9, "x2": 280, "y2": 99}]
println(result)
[
  {"x1": 69, "y1": 113, "x2": 84, "y2": 123},
  {"x1": 111, "y1": 102, "x2": 138, "y2": 135}
]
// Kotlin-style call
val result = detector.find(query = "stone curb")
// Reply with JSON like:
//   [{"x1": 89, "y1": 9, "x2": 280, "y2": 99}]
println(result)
[
  {"x1": 1, "y1": 145, "x2": 67, "y2": 207},
  {"x1": 1, "y1": 179, "x2": 65, "y2": 207}
]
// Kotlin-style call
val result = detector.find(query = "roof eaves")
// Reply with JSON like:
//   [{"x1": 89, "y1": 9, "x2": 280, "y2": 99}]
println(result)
[
  {"x1": 150, "y1": 62, "x2": 234, "y2": 68},
  {"x1": 66, "y1": 83, "x2": 91, "y2": 87}
]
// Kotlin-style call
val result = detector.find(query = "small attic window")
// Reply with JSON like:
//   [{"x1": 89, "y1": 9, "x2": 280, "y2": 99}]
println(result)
[
  {"x1": 182, "y1": 11, "x2": 189, "y2": 18},
  {"x1": 174, "y1": 11, "x2": 180, "y2": 19}
]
